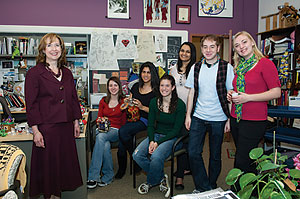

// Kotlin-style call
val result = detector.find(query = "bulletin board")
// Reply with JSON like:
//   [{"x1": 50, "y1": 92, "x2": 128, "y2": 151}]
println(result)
[{"x1": 88, "y1": 28, "x2": 188, "y2": 94}]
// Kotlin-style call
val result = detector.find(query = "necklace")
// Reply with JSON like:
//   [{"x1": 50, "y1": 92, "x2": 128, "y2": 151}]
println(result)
[{"x1": 45, "y1": 65, "x2": 61, "y2": 78}]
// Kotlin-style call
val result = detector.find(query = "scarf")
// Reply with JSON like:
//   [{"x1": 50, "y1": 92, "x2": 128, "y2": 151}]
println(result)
[
  {"x1": 235, "y1": 54, "x2": 257, "y2": 122},
  {"x1": 201, "y1": 55, "x2": 220, "y2": 68}
]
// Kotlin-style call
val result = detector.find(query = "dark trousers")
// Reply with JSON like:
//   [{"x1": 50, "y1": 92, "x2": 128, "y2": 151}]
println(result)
[
  {"x1": 176, "y1": 151, "x2": 189, "y2": 179},
  {"x1": 117, "y1": 121, "x2": 147, "y2": 172},
  {"x1": 230, "y1": 117, "x2": 267, "y2": 173},
  {"x1": 188, "y1": 117, "x2": 226, "y2": 191}
]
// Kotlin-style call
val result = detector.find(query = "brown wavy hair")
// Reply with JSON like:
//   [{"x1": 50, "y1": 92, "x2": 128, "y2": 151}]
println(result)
[
  {"x1": 104, "y1": 76, "x2": 125, "y2": 104},
  {"x1": 36, "y1": 33, "x2": 67, "y2": 68}
]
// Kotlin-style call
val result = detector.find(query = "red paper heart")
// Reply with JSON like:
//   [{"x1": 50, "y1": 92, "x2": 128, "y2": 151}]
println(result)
[{"x1": 122, "y1": 40, "x2": 130, "y2": 47}]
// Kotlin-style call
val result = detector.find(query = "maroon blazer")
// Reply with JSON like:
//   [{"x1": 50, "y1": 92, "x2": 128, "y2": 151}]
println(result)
[{"x1": 25, "y1": 63, "x2": 82, "y2": 127}]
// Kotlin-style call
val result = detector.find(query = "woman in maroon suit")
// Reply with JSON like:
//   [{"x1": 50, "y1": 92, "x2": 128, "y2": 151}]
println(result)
[{"x1": 25, "y1": 33, "x2": 82, "y2": 199}]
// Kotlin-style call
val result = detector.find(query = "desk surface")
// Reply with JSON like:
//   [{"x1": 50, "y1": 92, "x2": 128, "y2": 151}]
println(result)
[
  {"x1": 0, "y1": 112, "x2": 88, "y2": 142},
  {"x1": 268, "y1": 106, "x2": 300, "y2": 118}
]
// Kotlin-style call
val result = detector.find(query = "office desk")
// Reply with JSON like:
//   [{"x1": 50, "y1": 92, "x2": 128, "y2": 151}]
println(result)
[
  {"x1": 0, "y1": 113, "x2": 89, "y2": 199},
  {"x1": 265, "y1": 106, "x2": 300, "y2": 147}
]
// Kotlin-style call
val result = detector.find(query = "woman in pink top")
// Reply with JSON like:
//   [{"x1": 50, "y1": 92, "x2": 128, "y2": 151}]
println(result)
[
  {"x1": 227, "y1": 31, "x2": 281, "y2": 173},
  {"x1": 87, "y1": 76, "x2": 126, "y2": 189}
]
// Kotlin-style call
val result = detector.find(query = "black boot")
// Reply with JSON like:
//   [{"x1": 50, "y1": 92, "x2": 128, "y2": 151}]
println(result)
[{"x1": 115, "y1": 152, "x2": 127, "y2": 179}]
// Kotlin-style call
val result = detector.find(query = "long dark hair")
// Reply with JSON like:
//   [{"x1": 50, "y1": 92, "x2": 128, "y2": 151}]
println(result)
[
  {"x1": 177, "y1": 42, "x2": 196, "y2": 78},
  {"x1": 36, "y1": 33, "x2": 66, "y2": 69},
  {"x1": 138, "y1": 61, "x2": 159, "y2": 94},
  {"x1": 104, "y1": 76, "x2": 125, "y2": 104},
  {"x1": 158, "y1": 74, "x2": 178, "y2": 114}
]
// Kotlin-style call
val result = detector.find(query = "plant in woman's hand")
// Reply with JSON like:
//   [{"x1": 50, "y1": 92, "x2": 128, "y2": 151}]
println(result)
[{"x1": 226, "y1": 147, "x2": 300, "y2": 199}]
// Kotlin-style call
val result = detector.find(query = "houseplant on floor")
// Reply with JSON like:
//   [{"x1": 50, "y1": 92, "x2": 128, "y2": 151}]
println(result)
[{"x1": 225, "y1": 147, "x2": 300, "y2": 199}]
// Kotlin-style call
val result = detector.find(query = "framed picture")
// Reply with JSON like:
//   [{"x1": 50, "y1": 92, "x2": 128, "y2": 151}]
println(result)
[
  {"x1": 176, "y1": 5, "x2": 191, "y2": 24},
  {"x1": 144, "y1": 0, "x2": 171, "y2": 28},
  {"x1": 1, "y1": 60, "x2": 14, "y2": 69},
  {"x1": 198, "y1": 0, "x2": 233, "y2": 18},
  {"x1": 107, "y1": 0, "x2": 129, "y2": 19}
]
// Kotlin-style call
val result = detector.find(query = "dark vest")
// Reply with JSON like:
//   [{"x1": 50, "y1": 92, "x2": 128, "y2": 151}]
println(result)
[{"x1": 191, "y1": 59, "x2": 230, "y2": 118}]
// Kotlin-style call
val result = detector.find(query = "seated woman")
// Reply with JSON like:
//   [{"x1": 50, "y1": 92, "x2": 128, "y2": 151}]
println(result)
[
  {"x1": 116, "y1": 62, "x2": 159, "y2": 179},
  {"x1": 87, "y1": 76, "x2": 126, "y2": 189},
  {"x1": 133, "y1": 75, "x2": 186, "y2": 198}
]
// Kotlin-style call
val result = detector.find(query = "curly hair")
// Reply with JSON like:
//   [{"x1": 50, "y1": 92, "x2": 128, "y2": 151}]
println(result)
[
  {"x1": 157, "y1": 74, "x2": 178, "y2": 114},
  {"x1": 36, "y1": 33, "x2": 67, "y2": 68}
]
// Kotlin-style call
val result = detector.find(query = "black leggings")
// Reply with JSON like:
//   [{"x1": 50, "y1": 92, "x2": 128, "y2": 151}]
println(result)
[{"x1": 230, "y1": 117, "x2": 267, "y2": 173}]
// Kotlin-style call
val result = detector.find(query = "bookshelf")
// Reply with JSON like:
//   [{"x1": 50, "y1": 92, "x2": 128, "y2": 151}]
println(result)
[
  {"x1": 0, "y1": 32, "x2": 89, "y2": 107},
  {"x1": 258, "y1": 25, "x2": 300, "y2": 106}
]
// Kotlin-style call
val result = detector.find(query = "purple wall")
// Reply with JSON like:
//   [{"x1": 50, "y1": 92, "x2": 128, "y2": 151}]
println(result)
[{"x1": 0, "y1": 0, "x2": 258, "y2": 39}]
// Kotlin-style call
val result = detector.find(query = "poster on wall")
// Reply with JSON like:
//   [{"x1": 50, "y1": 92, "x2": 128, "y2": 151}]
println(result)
[
  {"x1": 107, "y1": 0, "x2": 129, "y2": 19},
  {"x1": 89, "y1": 31, "x2": 119, "y2": 70},
  {"x1": 198, "y1": 0, "x2": 233, "y2": 18},
  {"x1": 144, "y1": 0, "x2": 171, "y2": 28}
]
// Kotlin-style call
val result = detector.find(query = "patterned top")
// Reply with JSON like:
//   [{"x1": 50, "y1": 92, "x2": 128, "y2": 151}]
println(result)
[{"x1": 169, "y1": 65, "x2": 189, "y2": 105}]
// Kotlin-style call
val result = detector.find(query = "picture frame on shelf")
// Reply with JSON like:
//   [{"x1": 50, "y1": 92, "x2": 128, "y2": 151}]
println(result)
[
  {"x1": 198, "y1": 0, "x2": 233, "y2": 18},
  {"x1": 1, "y1": 60, "x2": 14, "y2": 69},
  {"x1": 107, "y1": 0, "x2": 129, "y2": 19},
  {"x1": 176, "y1": 5, "x2": 191, "y2": 24}
]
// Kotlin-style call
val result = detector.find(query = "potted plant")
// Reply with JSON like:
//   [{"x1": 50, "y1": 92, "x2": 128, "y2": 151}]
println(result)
[{"x1": 226, "y1": 147, "x2": 300, "y2": 199}]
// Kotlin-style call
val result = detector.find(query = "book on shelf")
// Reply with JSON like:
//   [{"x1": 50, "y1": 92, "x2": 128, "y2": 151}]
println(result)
[
  {"x1": 261, "y1": 37, "x2": 293, "y2": 56},
  {"x1": 75, "y1": 41, "x2": 87, "y2": 54},
  {"x1": 65, "y1": 42, "x2": 74, "y2": 55},
  {"x1": 0, "y1": 36, "x2": 39, "y2": 56}
]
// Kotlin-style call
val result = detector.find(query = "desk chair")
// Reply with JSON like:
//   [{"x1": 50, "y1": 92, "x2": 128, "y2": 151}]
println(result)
[
  {"x1": 132, "y1": 133, "x2": 189, "y2": 197},
  {"x1": 0, "y1": 96, "x2": 12, "y2": 121},
  {"x1": 87, "y1": 109, "x2": 148, "y2": 177},
  {"x1": 0, "y1": 143, "x2": 27, "y2": 199}
]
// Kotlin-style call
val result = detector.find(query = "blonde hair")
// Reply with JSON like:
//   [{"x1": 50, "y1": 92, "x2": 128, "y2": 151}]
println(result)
[
  {"x1": 36, "y1": 33, "x2": 67, "y2": 68},
  {"x1": 233, "y1": 31, "x2": 264, "y2": 68}
]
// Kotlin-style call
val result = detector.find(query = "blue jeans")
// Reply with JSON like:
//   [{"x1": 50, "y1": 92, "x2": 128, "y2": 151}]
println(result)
[
  {"x1": 188, "y1": 117, "x2": 226, "y2": 191},
  {"x1": 133, "y1": 134, "x2": 177, "y2": 186},
  {"x1": 88, "y1": 128, "x2": 119, "y2": 184}
]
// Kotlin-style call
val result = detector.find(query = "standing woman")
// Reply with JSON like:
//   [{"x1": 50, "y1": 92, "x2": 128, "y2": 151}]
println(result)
[
  {"x1": 227, "y1": 31, "x2": 281, "y2": 173},
  {"x1": 116, "y1": 62, "x2": 159, "y2": 179},
  {"x1": 25, "y1": 33, "x2": 82, "y2": 198},
  {"x1": 133, "y1": 74, "x2": 186, "y2": 198},
  {"x1": 87, "y1": 76, "x2": 126, "y2": 189},
  {"x1": 169, "y1": 42, "x2": 196, "y2": 190}
]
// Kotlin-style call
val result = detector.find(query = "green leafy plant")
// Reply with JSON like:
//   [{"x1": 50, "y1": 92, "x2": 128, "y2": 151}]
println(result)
[{"x1": 226, "y1": 147, "x2": 300, "y2": 199}]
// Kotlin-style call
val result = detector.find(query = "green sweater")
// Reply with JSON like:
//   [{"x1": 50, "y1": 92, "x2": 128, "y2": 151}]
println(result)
[{"x1": 147, "y1": 97, "x2": 186, "y2": 145}]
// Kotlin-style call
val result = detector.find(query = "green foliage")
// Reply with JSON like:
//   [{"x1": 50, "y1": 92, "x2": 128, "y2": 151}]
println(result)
[{"x1": 226, "y1": 148, "x2": 300, "y2": 199}]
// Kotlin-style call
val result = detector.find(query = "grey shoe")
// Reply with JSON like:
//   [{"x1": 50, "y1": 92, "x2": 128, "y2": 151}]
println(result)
[
  {"x1": 192, "y1": 189, "x2": 201, "y2": 194},
  {"x1": 98, "y1": 181, "x2": 109, "y2": 187},
  {"x1": 159, "y1": 174, "x2": 170, "y2": 198},
  {"x1": 138, "y1": 182, "x2": 152, "y2": 194}
]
